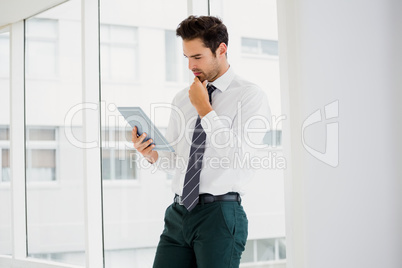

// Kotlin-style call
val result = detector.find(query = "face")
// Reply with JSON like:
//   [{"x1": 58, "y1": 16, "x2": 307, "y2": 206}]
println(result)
[{"x1": 183, "y1": 38, "x2": 227, "y2": 82}]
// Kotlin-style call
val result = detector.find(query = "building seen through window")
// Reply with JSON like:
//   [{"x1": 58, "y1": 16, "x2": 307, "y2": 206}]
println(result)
[
  {"x1": 0, "y1": 127, "x2": 10, "y2": 182},
  {"x1": 26, "y1": 127, "x2": 58, "y2": 182},
  {"x1": 25, "y1": 18, "x2": 59, "y2": 78},
  {"x1": 242, "y1": 37, "x2": 279, "y2": 56},
  {"x1": 101, "y1": 24, "x2": 139, "y2": 82},
  {"x1": 24, "y1": 0, "x2": 86, "y2": 266}
]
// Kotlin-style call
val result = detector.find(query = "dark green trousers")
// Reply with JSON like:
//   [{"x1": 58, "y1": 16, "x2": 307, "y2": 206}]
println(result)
[{"x1": 153, "y1": 200, "x2": 248, "y2": 268}]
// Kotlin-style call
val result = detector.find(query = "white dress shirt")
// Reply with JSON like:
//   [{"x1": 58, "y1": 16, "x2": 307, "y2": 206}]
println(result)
[{"x1": 155, "y1": 67, "x2": 271, "y2": 196}]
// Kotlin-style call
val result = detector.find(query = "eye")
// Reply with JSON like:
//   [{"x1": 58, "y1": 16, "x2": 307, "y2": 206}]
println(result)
[{"x1": 194, "y1": 57, "x2": 201, "y2": 60}]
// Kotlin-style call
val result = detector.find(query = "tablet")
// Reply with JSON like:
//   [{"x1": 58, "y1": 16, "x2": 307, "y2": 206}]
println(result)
[{"x1": 118, "y1": 107, "x2": 175, "y2": 152}]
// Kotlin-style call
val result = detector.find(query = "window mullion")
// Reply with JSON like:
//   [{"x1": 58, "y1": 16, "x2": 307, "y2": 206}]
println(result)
[
  {"x1": 82, "y1": 0, "x2": 104, "y2": 267},
  {"x1": 10, "y1": 20, "x2": 27, "y2": 260}
]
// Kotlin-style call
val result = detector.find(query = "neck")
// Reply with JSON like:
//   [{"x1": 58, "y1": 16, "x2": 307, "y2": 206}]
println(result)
[{"x1": 210, "y1": 61, "x2": 230, "y2": 82}]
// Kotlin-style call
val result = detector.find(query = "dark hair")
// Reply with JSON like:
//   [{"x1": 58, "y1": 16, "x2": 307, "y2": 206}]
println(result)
[{"x1": 176, "y1": 15, "x2": 229, "y2": 56}]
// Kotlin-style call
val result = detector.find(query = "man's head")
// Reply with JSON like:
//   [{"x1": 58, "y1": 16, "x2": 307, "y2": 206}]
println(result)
[
  {"x1": 176, "y1": 15, "x2": 228, "y2": 57},
  {"x1": 176, "y1": 16, "x2": 230, "y2": 82}
]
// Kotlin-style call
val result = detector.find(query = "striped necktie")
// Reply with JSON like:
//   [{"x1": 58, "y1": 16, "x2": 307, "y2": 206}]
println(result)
[{"x1": 181, "y1": 84, "x2": 216, "y2": 211}]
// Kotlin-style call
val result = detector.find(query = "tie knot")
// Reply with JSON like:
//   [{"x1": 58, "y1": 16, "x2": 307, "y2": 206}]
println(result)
[
  {"x1": 207, "y1": 84, "x2": 216, "y2": 103},
  {"x1": 207, "y1": 84, "x2": 216, "y2": 94}
]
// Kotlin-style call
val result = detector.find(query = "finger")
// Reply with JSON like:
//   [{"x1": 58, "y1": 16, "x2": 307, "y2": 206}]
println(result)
[
  {"x1": 133, "y1": 133, "x2": 147, "y2": 149},
  {"x1": 202, "y1": 80, "x2": 208, "y2": 87},
  {"x1": 136, "y1": 138, "x2": 153, "y2": 151},
  {"x1": 131, "y1": 126, "x2": 138, "y2": 141},
  {"x1": 137, "y1": 132, "x2": 147, "y2": 143},
  {"x1": 143, "y1": 143, "x2": 156, "y2": 155}
]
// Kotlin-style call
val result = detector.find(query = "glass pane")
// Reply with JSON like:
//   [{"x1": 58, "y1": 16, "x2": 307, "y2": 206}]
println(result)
[
  {"x1": 0, "y1": 33, "x2": 10, "y2": 77},
  {"x1": 242, "y1": 240, "x2": 255, "y2": 263},
  {"x1": 25, "y1": 19, "x2": 58, "y2": 78},
  {"x1": 100, "y1": 44, "x2": 111, "y2": 79},
  {"x1": 0, "y1": 127, "x2": 9, "y2": 140},
  {"x1": 27, "y1": 149, "x2": 56, "y2": 182},
  {"x1": 110, "y1": 46, "x2": 137, "y2": 80},
  {"x1": 26, "y1": 40, "x2": 58, "y2": 77},
  {"x1": 102, "y1": 149, "x2": 137, "y2": 180},
  {"x1": 261, "y1": 39, "x2": 278, "y2": 56},
  {"x1": 242, "y1": 37, "x2": 260, "y2": 54},
  {"x1": 101, "y1": 25, "x2": 138, "y2": 82},
  {"x1": 110, "y1": 25, "x2": 137, "y2": 43},
  {"x1": 257, "y1": 238, "x2": 275, "y2": 261},
  {"x1": 210, "y1": 0, "x2": 286, "y2": 266},
  {"x1": 100, "y1": 0, "x2": 188, "y2": 267},
  {"x1": 29, "y1": 128, "x2": 56, "y2": 141},
  {"x1": 100, "y1": 24, "x2": 110, "y2": 42},
  {"x1": 278, "y1": 237, "x2": 286, "y2": 259},
  {"x1": 25, "y1": 18, "x2": 58, "y2": 37},
  {"x1": 165, "y1": 30, "x2": 178, "y2": 82},
  {"x1": 25, "y1": 0, "x2": 86, "y2": 265},
  {"x1": 0, "y1": 30, "x2": 12, "y2": 256}
]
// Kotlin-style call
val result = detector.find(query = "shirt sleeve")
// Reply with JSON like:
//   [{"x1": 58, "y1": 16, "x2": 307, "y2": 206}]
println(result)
[{"x1": 200, "y1": 86, "x2": 271, "y2": 160}]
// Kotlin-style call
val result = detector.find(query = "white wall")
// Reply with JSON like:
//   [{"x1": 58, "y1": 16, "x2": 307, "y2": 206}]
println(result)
[{"x1": 278, "y1": 0, "x2": 402, "y2": 268}]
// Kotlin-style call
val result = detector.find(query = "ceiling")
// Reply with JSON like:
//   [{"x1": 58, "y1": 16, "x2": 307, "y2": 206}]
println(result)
[{"x1": 0, "y1": 0, "x2": 67, "y2": 28}]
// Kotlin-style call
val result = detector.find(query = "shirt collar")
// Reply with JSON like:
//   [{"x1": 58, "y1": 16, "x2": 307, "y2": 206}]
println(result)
[{"x1": 208, "y1": 66, "x2": 235, "y2": 92}]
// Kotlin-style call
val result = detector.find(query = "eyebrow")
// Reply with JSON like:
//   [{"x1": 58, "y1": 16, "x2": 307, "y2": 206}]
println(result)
[{"x1": 184, "y1": 53, "x2": 202, "y2": 58}]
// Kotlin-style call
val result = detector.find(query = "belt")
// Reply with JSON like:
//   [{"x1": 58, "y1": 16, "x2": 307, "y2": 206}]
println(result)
[{"x1": 174, "y1": 192, "x2": 241, "y2": 205}]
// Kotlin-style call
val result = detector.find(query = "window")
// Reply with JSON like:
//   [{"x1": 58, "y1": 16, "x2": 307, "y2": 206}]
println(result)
[
  {"x1": 102, "y1": 149, "x2": 137, "y2": 180},
  {"x1": 165, "y1": 30, "x2": 188, "y2": 83},
  {"x1": 25, "y1": 0, "x2": 86, "y2": 265},
  {"x1": 0, "y1": 32, "x2": 10, "y2": 77},
  {"x1": 102, "y1": 128, "x2": 137, "y2": 180},
  {"x1": 26, "y1": 127, "x2": 57, "y2": 182},
  {"x1": 264, "y1": 130, "x2": 282, "y2": 146},
  {"x1": 1, "y1": 148, "x2": 10, "y2": 182},
  {"x1": 25, "y1": 18, "x2": 59, "y2": 78},
  {"x1": 0, "y1": 29, "x2": 11, "y2": 256},
  {"x1": 165, "y1": 30, "x2": 178, "y2": 82},
  {"x1": 242, "y1": 238, "x2": 286, "y2": 265},
  {"x1": 0, "y1": 127, "x2": 10, "y2": 182},
  {"x1": 210, "y1": 1, "x2": 286, "y2": 267},
  {"x1": 165, "y1": 30, "x2": 189, "y2": 82},
  {"x1": 242, "y1": 37, "x2": 278, "y2": 56},
  {"x1": 101, "y1": 24, "x2": 139, "y2": 82},
  {"x1": 100, "y1": 0, "x2": 188, "y2": 267}
]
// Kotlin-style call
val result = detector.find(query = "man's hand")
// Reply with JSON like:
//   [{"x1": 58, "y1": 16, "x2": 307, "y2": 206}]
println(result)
[
  {"x1": 132, "y1": 126, "x2": 158, "y2": 164},
  {"x1": 189, "y1": 77, "x2": 213, "y2": 118}
]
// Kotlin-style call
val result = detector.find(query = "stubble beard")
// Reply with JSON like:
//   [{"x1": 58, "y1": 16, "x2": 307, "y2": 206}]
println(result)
[{"x1": 199, "y1": 64, "x2": 220, "y2": 82}]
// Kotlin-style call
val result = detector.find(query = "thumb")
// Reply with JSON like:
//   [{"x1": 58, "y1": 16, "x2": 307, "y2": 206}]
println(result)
[{"x1": 203, "y1": 80, "x2": 208, "y2": 88}]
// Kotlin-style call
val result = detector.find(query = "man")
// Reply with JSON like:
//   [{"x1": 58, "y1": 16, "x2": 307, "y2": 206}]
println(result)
[{"x1": 132, "y1": 15, "x2": 271, "y2": 268}]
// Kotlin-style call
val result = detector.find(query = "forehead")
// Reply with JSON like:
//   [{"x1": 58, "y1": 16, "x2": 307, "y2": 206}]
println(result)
[{"x1": 182, "y1": 38, "x2": 211, "y2": 56}]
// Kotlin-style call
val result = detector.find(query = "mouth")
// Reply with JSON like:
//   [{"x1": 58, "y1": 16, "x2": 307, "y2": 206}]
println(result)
[{"x1": 193, "y1": 71, "x2": 202, "y2": 76}]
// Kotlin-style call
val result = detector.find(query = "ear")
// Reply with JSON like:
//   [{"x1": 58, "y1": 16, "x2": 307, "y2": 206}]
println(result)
[{"x1": 216, "y1": 42, "x2": 227, "y2": 58}]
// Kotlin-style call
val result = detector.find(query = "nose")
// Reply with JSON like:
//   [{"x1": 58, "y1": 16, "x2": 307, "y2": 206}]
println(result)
[{"x1": 188, "y1": 58, "x2": 195, "y2": 70}]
